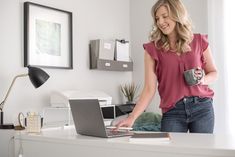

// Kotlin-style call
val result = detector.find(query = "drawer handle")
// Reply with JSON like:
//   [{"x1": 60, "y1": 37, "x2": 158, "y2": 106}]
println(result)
[
  {"x1": 123, "y1": 64, "x2": 128, "y2": 68},
  {"x1": 105, "y1": 62, "x2": 111, "y2": 67}
]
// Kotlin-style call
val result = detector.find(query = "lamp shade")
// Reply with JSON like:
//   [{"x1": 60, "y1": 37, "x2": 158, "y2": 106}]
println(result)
[{"x1": 28, "y1": 66, "x2": 50, "y2": 88}]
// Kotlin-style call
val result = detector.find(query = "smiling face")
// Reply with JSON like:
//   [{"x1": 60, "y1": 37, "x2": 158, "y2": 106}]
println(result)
[{"x1": 155, "y1": 5, "x2": 176, "y2": 37}]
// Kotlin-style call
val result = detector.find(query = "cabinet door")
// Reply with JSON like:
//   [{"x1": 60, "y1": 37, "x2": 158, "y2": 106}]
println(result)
[{"x1": 0, "y1": 130, "x2": 14, "y2": 157}]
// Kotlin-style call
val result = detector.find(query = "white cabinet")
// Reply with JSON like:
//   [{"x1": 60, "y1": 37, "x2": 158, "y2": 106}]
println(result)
[{"x1": 0, "y1": 129, "x2": 15, "y2": 157}]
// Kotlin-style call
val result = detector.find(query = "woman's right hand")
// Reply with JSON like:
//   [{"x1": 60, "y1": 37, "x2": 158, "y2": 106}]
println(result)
[{"x1": 115, "y1": 114, "x2": 136, "y2": 130}]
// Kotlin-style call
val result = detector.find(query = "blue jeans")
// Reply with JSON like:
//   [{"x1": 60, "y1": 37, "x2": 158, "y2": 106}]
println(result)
[{"x1": 161, "y1": 96, "x2": 214, "y2": 133}]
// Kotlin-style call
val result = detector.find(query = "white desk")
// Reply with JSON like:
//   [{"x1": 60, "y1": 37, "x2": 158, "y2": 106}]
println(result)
[{"x1": 14, "y1": 126, "x2": 235, "y2": 157}]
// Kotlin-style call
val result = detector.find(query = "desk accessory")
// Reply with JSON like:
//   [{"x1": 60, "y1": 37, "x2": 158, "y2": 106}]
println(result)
[
  {"x1": 26, "y1": 112, "x2": 42, "y2": 133},
  {"x1": 14, "y1": 112, "x2": 26, "y2": 130},
  {"x1": 120, "y1": 82, "x2": 139, "y2": 104},
  {"x1": 129, "y1": 132, "x2": 170, "y2": 142},
  {"x1": 115, "y1": 39, "x2": 130, "y2": 62},
  {"x1": 0, "y1": 66, "x2": 49, "y2": 129}
]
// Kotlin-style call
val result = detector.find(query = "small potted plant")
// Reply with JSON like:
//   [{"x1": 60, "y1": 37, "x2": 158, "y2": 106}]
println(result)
[{"x1": 120, "y1": 82, "x2": 139, "y2": 104}]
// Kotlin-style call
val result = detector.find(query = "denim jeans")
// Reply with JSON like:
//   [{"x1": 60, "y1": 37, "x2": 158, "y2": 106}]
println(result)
[{"x1": 161, "y1": 96, "x2": 214, "y2": 133}]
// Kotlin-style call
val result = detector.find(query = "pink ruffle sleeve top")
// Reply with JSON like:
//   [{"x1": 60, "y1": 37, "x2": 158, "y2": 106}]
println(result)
[{"x1": 143, "y1": 34, "x2": 214, "y2": 113}]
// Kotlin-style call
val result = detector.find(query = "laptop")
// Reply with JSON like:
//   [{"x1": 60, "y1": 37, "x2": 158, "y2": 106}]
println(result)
[{"x1": 69, "y1": 99, "x2": 133, "y2": 138}]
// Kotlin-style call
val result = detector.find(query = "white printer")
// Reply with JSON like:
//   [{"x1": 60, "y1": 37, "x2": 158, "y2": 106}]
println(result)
[{"x1": 50, "y1": 90, "x2": 112, "y2": 107}]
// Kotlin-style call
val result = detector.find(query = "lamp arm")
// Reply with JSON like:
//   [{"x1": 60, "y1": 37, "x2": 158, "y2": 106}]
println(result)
[{"x1": 0, "y1": 74, "x2": 28, "y2": 111}]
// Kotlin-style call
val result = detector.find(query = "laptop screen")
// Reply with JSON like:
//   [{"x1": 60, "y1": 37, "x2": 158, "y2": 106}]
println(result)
[{"x1": 69, "y1": 99, "x2": 108, "y2": 137}]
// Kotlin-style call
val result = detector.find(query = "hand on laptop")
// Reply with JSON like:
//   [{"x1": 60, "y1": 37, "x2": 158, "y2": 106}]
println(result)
[{"x1": 114, "y1": 114, "x2": 135, "y2": 131}]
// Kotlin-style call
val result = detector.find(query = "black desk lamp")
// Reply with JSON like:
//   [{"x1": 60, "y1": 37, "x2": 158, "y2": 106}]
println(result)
[{"x1": 0, "y1": 66, "x2": 49, "y2": 129}]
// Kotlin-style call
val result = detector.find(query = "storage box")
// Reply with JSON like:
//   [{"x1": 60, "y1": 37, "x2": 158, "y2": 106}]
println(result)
[
  {"x1": 115, "y1": 39, "x2": 130, "y2": 62},
  {"x1": 90, "y1": 39, "x2": 115, "y2": 60}
]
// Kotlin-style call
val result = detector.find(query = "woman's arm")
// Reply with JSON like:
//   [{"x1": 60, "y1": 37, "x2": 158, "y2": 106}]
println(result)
[
  {"x1": 200, "y1": 46, "x2": 218, "y2": 85},
  {"x1": 115, "y1": 51, "x2": 157, "y2": 129},
  {"x1": 129, "y1": 51, "x2": 157, "y2": 120}
]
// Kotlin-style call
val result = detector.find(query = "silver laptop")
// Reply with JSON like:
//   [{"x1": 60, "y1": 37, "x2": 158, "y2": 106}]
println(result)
[{"x1": 69, "y1": 99, "x2": 133, "y2": 138}]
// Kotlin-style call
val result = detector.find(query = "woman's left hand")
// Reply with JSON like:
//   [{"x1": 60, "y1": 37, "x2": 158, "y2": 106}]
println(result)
[{"x1": 194, "y1": 67, "x2": 205, "y2": 85}]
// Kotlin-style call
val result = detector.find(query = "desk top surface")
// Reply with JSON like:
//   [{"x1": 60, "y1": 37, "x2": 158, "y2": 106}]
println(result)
[{"x1": 14, "y1": 126, "x2": 235, "y2": 156}]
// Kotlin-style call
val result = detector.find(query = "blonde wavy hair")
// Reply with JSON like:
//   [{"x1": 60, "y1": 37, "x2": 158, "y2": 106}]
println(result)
[{"x1": 150, "y1": 0, "x2": 193, "y2": 53}]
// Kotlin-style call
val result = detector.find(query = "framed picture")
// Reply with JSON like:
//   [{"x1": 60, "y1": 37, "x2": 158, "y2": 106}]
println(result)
[{"x1": 24, "y1": 2, "x2": 73, "y2": 69}]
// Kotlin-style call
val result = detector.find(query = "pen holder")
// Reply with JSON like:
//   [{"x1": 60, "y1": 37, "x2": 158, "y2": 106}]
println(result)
[{"x1": 25, "y1": 113, "x2": 42, "y2": 133}]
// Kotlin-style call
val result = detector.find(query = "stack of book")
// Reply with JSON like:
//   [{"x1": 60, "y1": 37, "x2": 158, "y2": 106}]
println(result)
[{"x1": 129, "y1": 132, "x2": 171, "y2": 143}]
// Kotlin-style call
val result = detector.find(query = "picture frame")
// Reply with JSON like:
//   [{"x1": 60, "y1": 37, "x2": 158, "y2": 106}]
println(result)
[{"x1": 24, "y1": 2, "x2": 73, "y2": 69}]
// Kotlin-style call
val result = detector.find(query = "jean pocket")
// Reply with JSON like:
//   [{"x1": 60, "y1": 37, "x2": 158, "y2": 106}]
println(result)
[
  {"x1": 197, "y1": 97, "x2": 212, "y2": 103},
  {"x1": 194, "y1": 97, "x2": 213, "y2": 111}
]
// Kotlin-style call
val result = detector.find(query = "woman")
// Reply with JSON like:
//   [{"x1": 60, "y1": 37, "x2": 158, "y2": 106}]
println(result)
[{"x1": 116, "y1": 0, "x2": 218, "y2": 133}]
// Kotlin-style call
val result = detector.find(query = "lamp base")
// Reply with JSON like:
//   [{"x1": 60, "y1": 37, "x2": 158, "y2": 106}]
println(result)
[{"x1": 0, "y1": 124, "x2": 14, "y2": 129}]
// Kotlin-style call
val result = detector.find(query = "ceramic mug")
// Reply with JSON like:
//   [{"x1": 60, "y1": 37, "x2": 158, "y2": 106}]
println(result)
[{"x1": 184, "y1": 68, "x2": 204, "y2": 86}]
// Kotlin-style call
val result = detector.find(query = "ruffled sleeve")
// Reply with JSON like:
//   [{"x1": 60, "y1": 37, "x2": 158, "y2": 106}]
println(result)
[
  {"x1": 200, "y1": 34, "x2": 209, "y2": 67},
  {"x1": 201, "y1": 34, "x2": 209, "y2": 52},
  {"x1": 143, "y1": 42, "x2": 159, "y2": 61}
]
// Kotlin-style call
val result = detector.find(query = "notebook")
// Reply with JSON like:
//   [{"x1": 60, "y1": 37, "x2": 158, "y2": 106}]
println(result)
[
  {"x1": 69, "y1": 99, "x2": 133, "y2": 138},
  {"x1": 129, "y1": 132, "x2": 171, "y2": 142}
]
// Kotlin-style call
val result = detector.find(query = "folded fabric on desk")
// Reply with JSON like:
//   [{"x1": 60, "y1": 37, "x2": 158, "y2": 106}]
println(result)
[
  {"x1": 133, "y1": 112, "x2": 162, "y2": 132},
  {"x1": 111, "y1": 112, "x2": 162, "y2": 132}
]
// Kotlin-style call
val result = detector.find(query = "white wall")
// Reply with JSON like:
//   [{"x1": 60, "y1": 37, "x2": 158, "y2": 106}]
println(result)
[
  {"x1": 130, "y1": 0, "x2": 208, "y2": 113},
  {"x1": 0, "y1": 0, "x2": 132, "y2": 124},
  {"x1": 207, "y1": 0, "x2": 227, "y2": 134},
  {"x1": 130, "y1": 0, "x2": 158, "y2": 112}
]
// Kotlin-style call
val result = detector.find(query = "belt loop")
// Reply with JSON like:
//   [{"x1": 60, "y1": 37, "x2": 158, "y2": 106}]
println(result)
[{"x1": 193, "y1": 96, "x2": 197, "y2": 103}]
